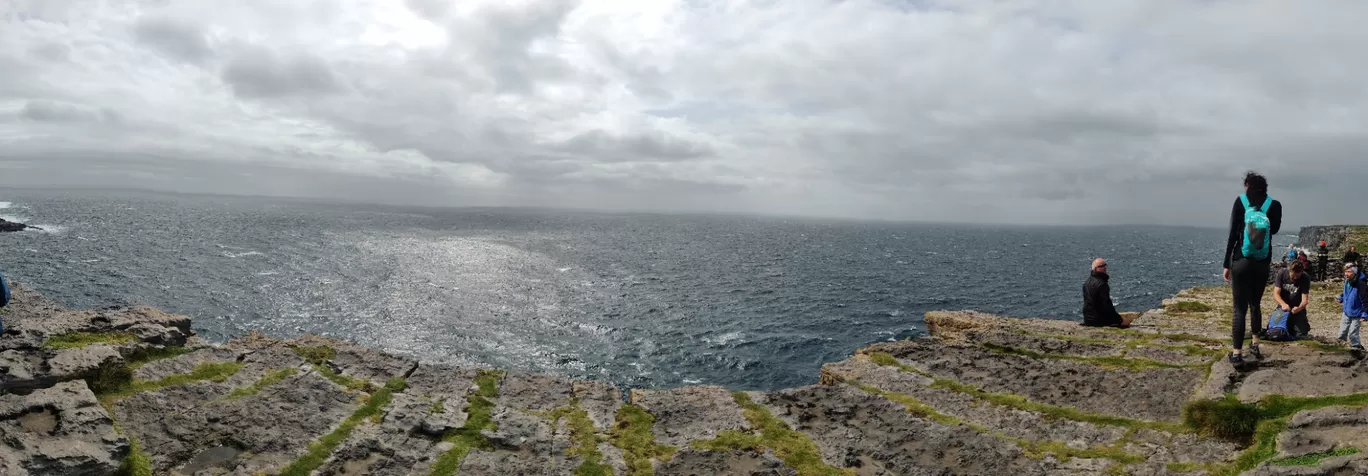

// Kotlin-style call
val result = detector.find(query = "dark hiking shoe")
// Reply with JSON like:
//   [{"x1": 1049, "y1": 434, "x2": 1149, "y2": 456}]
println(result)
[
  {"x1": 1249, "y1": 343, "x2": 1263, "y2": 360},
  {"x1": 1229, "y1": 353, "x2": 1245, "y2": 368}
]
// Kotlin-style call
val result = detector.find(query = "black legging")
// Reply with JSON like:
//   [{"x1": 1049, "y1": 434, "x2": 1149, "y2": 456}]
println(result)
[{"x1": 1231, "y1": 257, "x2": 1271, "y2": 349}]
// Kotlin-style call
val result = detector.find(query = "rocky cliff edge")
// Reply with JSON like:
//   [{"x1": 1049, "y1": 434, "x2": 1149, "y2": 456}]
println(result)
[{"x1": 3, "y1": 280, "x2": 1368, "y2": 476}]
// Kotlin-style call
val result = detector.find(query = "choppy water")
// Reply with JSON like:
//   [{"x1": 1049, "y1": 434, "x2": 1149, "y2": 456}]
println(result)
[{"x1": 0, "y1": 189, "x2": 1255, "y2": 391}]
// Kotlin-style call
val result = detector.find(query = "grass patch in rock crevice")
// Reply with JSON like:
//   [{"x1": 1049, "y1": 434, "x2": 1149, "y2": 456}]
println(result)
[
  {"x1": 1166, "y1": 301, "x2": 1214, "y2": 313},
  {"x1": 1270, "y1": 447, "x2": 1360, "y2": 467},
  {"x1": 865, "y1": 352, "x2": 1188, "y2": 434},
  {"x1": 611, "y1": 404, "x2": 677, "y2": 476},
  {"x1": 548, "y1": 400, "x2": 613, "y2": 476},
  {"x1": 1182, "y1": 392, "x2": 1368, "y2": 476},
  {"x1": 220, "y1": 368, "x2": 298, "y2": 401},
  {"x1": 97, "y1": 361, "x2": 245, "y2": 408},
  {"x1": 115, "y1": 436, "x2": 153, "y2": 476},
  {"x1": 288, "y1": 344, "x2": 373, "y2": 392},
  {"x1": 44, "y1": 331, "x2": 138, "y2": 350},
  {"x1": 428, "y1": 369, "x2": 504, "y2": 476},
  {"x1": 848, "y1": 380, "x2": 1144, "y2": 466},
  {"x1": 979, "y1": 342, "x2": 1194, "y2": 370},
  {"x1": 277, "y1": 377, "x2": 407, "y2": 476}
]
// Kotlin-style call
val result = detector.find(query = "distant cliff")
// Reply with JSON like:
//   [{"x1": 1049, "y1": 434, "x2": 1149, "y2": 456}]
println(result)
[{"x1": 1297, "y1": 225, "x2": 1368, "y2": 253}]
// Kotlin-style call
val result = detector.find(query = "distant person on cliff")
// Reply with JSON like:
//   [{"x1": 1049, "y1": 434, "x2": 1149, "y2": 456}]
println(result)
[
  {"x1": 0, "y1": 269, "x2": 10, "y2": 335},
  {"x1": 1223, "y1": 171, "x2": 1282, "y2": 367},
  {"x1": 1272, "y1": 260, "x2": 1312, "y2": 338},
  {"x1": 1081, "y1": 258, "x2": 1133, "y2": 328},
  {"x1": 1336, "y1": 263, "x2": 1368, "y2": 351},
  {"x1": 1344, "y1": 245, "x2": 1361, "y2": 267}
]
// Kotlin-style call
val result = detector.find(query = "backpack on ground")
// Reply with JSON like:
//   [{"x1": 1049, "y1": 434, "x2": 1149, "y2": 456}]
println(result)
[
  {"x1": 1265, "y1": 309, "x2": 1293, "y2": 341},
  {"x1": 1240, "y1": 194, "x2": 1273, "y2": 260}
]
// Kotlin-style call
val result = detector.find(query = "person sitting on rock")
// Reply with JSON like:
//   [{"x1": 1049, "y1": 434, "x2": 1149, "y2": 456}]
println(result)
[
  {"x1": 1081, "y1": 258, "x2": 1133, "y2": 328},
  {"x1": 1344, "y1": 245, "x2": 1361, "y2": 268},
  {"x1": 1272, "y1": 260, "x2": 1312, "y2": 338}
]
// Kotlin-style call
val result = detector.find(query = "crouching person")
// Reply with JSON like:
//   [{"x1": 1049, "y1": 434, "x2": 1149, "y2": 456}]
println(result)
[{"x1": 1272, "y1": 260, "x2": 1312, "y2": 338}]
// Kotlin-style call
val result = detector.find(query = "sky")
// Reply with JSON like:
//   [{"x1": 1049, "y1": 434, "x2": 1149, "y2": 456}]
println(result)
[{"x1": 1, "y1": 0, "x2": 1366, "y2": 227}]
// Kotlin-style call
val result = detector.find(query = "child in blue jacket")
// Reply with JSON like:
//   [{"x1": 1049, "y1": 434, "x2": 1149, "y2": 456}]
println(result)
[{"x1": 1336, "y1": 263, "x2": 1368, "y2": 350}]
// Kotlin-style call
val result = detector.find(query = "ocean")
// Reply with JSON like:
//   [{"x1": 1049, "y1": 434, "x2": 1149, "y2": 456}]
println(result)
[{"x1": 0, "y1": 189, "x2": 1254, "y2": 391}]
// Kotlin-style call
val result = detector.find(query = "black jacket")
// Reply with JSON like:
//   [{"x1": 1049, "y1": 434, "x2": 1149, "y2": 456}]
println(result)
[
  {"x1": 1082, "y1": 271, "x2": 1122, "y2": 327},
  {"x1": 1223, "y1": 193, "x2": 1282, "y2": 269}
]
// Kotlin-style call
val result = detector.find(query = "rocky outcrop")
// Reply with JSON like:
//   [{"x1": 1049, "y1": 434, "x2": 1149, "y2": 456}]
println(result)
[
  {"x1": 1297, "y1": 225, "x2": 1368, "y2": 254},
  {"x1": 4, "y1": 278, "x2": 1368, "y2": 475},
  {"x1": 0, "y1": 218, "x2": 39, "y2": 232}
]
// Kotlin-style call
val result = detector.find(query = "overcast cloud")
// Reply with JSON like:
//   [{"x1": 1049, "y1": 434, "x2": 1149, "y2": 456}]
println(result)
[{"x1": 2, "y1": 0, "x2": 1366, "y2": 226}]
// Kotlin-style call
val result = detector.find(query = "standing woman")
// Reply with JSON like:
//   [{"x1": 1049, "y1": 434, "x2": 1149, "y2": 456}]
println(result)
[{"x1": 1223, "y1": 171, "x2": 1282, "y2": 368}]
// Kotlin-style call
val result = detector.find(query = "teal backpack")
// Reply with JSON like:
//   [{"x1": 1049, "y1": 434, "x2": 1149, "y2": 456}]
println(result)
[{"x1": 1240, "y1": 194, "x2": 1273, "y2": 260}]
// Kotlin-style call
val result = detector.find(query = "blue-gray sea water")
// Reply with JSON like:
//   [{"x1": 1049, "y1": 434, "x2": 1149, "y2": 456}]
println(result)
[{"x1": 1, "y1": 189, "x2": 1260, "y2": 391}]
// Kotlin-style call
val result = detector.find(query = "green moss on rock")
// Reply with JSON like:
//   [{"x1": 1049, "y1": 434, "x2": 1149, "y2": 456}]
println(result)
[
  {"x1": 222, "y1": 368, "x2": 298, "y2": 401},
  {"x1": 1166, "y1": 301, "x2": 1214, "y2": 313},
  {"x1": 429, "y1": 369, "x2": 504, "y2": 476},
  {"x1": 278, "y1": 378, "x2": 406, "y2": 476},
  {"x1": 611, "y1": 404, "x2": 677, "y2": 476},
  {"x1": 45, "y1": 331, "x2": 138, "y2": 350},
  {"x1": 1271, "y1": 447, "x2": 1360, "y2": 466}
]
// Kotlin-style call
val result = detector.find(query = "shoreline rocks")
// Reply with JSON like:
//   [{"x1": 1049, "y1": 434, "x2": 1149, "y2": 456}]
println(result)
[
  {"x1": 4, "y1": 279, "x2": 1368, "y2": 475},
  {"x1": 0, "y1": 218, "x2": 39, "y2": 232}
]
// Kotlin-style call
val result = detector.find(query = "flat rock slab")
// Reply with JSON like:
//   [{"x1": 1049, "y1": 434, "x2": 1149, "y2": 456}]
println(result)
[
  {"x1": 1277, "y1": 406, "x2": 1368, "y2": 459},
  {"x1": 631, "y1": 385, "x2": 750, "y2": 448},
  {"x1": 485, "y1": 407, "x2": 570, "y2": 454},
  {"x1": 135, "y1": 346, "x2": 245, "y2": 381},
  {"x1": 761, "y1": 384, "x2": 1055, "y2": 476},
  {"x1": 819, "y1": 356, "x2": 1131, "y2": 451},
  {"x1": 864, "y1": 339, "x2": 1202, "y2": 422},
  {"x1": 1246, "y1": 455, "x2": 1368, "y2": 476},
  {"x1": 966, "y1": 330, "x2": 1127, "y2": 358},
  {"x1": 405, "y1": 363, "x2": 481, "y2": 400},
  {"x1": 0, "y1": 283, "x2": 191, "y2": 346},
  {"x1": 290, "y1": 335, "x2": 418, "y2": 385},
  {"x1": 499, "y1": 371, "x2": 574, "y2": 413},
  {"x1": 656, "y1": 450, "x2": 798, "y2": 476},
  {"x1": 456, "y1": 449, "x2": 579, "y2": 476},
  {"x1": 573, "y1": 379, "x2": 623, "y2": 432},
  {"x1": 315, "y1": 393, "x2": 450, "y2": 476},
  {"x1": 117, "y1": 369, "x2": 360, "y2": 473},
  {"x1": 1234, "y1": 344, "x2": 1368, "y2": 402},
  {"x1": 0, "y1": 380, "x2": 128, "y2": 476}
]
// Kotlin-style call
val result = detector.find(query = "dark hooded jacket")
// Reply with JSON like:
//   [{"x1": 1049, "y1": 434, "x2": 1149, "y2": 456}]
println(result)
[{"x1": 1082, "y1": 270, "x2": 1122, "y2": 326}]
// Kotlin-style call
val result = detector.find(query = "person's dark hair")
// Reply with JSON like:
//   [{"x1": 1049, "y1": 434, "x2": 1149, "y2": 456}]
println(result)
[
  {"x1": 1244, "y1": 171, "x2": 1268, "y2": 193},
  {"x1": 1290, "y1": 261, "x2": 1304, "y2": 272}
]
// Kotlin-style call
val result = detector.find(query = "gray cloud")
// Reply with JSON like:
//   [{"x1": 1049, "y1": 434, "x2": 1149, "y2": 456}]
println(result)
[
  {"x1": 3, "y1": 0, "x2": 1368, "y2": 226},
  {"x1": 222, "y1": 46, "x2": 341, "y2": 99},
  {"x1": 18, "y1": 100, "x2": 120, "y2": 124},
  {"x1": 132, "y1": 16, "x2": 213, "y2": 64},
  {"x1": 553, "y1": 130, "x2": 715, "y2": 162}
]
